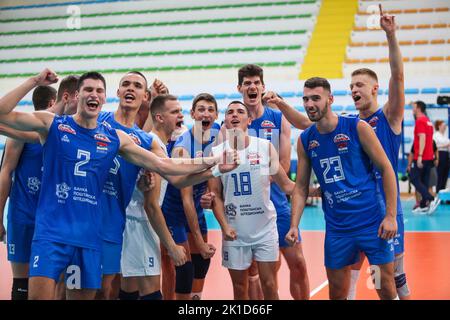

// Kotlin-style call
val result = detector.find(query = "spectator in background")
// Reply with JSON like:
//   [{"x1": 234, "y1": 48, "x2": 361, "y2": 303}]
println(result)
[
  {"x1": 409, "y1": 101, "x2": 440, "y2": 214},
  {"x1": 433, "y1": 120, "x2": 450, "y2": 193}
]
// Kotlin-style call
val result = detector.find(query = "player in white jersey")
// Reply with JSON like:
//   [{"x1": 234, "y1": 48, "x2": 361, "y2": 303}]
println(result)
[{"x1": 209, "y1": 101, "x2": 295, "y2": 300}]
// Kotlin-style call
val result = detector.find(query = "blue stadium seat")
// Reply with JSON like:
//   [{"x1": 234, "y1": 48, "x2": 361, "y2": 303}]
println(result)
[
  {"x1": 378, "y1": 89, "x2": 384, "y2": 95},
  {"x1": 384, "y1": 89, "x2": 389, "y2": 95},
  {"x1": 296, "y1": 91, "x2": 303, "y2": 97},
  {"x1": 440, "y1": 88, "x2": 450, "y2": 94},
  {"x1": 332, "y1": 105, "x2": 344, "y2": 111},
  {"x1": 404, "y1": 104, "x2": 412, "y2": 110},
  {"x1": 213, "y1": 93, "x2": 227, "y2": 100},
  {"x1": 403, "y1": 120, "x2": 415, "y2": 127},
  {"x1": 332, "y1": 90, "x2": 348, "y2": 96},
  {"x1": 404, "y1": 88, "x2": 419, "y2": 94},
  {"x1": 178, "y1": 94, "x2": 194, "y2": 101},
  {"x1": 404, "y1": 137, "x2": 412, "y2": 144},
  {"x1": 421, "y1": 88, "x2": 438, "y2": 94},
  {"x1": 345, "y1": 105, "x2": 356, "y2": 111},
  {"x1": 295, "y1": 106, "x2": 305, "y2": 112},
  {"x1": 279, "y1": 91, "x2": 296, "y2": 98},
  {"x1": 17, "y1": 100, "x2": 32, "y2": 106},
  {"x1": 106, "y1": 97, "x2": 119, "y2": 103},
  {"x1": 227, "y1": 93, "x2": 242, "y2": 99}
]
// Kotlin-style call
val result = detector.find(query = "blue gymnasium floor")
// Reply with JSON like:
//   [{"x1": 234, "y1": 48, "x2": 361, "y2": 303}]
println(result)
[{"x1": 204, "y1": 199, "x2": 450, "y2": 232}]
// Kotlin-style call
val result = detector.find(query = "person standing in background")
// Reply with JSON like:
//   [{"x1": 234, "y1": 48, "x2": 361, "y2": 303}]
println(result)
[{"x1": 433, "y1": 120, "x2": 450, "y2": 193}]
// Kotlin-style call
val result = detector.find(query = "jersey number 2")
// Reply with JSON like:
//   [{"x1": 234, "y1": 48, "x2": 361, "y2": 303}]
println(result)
[{"x1": 74, "y1": 149, "x2": 90, "y2": 177}]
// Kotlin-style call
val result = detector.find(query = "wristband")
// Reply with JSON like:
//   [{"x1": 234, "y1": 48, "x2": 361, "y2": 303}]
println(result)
[{"x1": 211, "y1": 165, "x2": 222, "y2": 177}]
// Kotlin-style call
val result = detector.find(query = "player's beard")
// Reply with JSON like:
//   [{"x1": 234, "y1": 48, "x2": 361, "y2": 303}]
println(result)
[{"x1": 307, "y1": 101, "x2": 329, "y2": 122}]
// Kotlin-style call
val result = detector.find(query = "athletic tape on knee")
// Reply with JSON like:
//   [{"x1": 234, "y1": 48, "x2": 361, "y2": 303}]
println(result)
[
  {"x1": 175, "y1": 261, "x2": 194, "y2": 294},
  {"x1": 191, "y1": 254, "x2": 211, "y2": 280},
  {"x1": 394, "y1": 254, "x2": 410, "y2": 297},
  {"x1": 12, "y1": 278, "x2": 28, "y2": 301}
]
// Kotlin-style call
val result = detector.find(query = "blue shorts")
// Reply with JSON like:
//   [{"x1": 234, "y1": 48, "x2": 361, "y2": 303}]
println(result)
[
  {"x1": 168, "y1": 215, "x2": 207, "y2": 244},
  {"x1": 393, "y1": 215, "x2": 404, "y2": 255},
  {"x1": 7, "y1": 220, "x2": 35, "y2": 263},
  {"x1": 325, "y1": 230, "x2": 395, "y2": 270},
  {"x1": 29, "y1": 239, "x2": 102, "y2": 289},
  {"x1": 277, "y1": 212, "x2": 302, "y2": 248},
  {"x1": 101, "y1": 240, "x2": 122, "y2": 275}
]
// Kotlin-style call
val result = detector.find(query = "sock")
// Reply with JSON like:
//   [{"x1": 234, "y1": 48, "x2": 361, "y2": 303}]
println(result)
[
  {"x1": 140, "y1": 290, "x2": 162, "y2": 300},
  {"x1": 118, "y1": 289, "x2": 139, "y2": 300},
  {"x1": 347, "y1": 270, "x2": 360, "y2": 300},
  {"x1": 393, "y1": 295, "x2": 400, "y2": 300},
  {"x1": 191, "y1": 292, "x2": 202, "y2": 300},
  {"x1": 12, "y1": 278, "x2": 28, "y2": 300}
]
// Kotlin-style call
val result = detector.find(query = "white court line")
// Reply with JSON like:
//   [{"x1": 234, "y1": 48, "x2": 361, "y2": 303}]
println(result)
[{"x1": 310, "y1": 280, "x2": 329, "y2": 298}]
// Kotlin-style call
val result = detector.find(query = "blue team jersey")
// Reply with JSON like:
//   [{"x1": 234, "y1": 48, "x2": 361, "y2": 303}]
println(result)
[
  {"x1": 248, "y1": 107, "x2": 290, "y2": 216},
  {"x1": 360, "y1": 108, "x2": 403, "y2": 216},
  {"x1": 300, "y1": 115, "x2": 384, "y2": 235},
  {"x1": 162, "y1": 127, "x2": 218, "y2": 223},
  {"x1": 7, "y1": 143, "x2": 43, "y2": 225},
  {"x1": 97, "y1": 111, "x2": 153, "y2": 244},
  {"x1": 33, "y1": 115, "x2": 120, "y2": 250}
]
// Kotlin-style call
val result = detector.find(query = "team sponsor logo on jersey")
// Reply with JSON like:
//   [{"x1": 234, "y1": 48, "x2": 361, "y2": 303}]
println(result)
[
  {"x1": 27, "y1": 177, "x2": 41, "y2": 192},
  {"x1": 94, "y1": 134, "x2": 111, "y2": 143},
  {"x1": 96, "y1": 141, "x2": 108, "y2": 152},
  {"x1": 333, "y1": 134, "x2": 350, "y2": 153},
  {"x1": 128, "y1": 133, "x2": 141, "y2": 146},
  {"x1": 311, "y1": 151, "x2": 318, "y2": 158},
  {"x1": 261, "y1": 120, "x2": 276, "y2": 128},
  {"x1": 61, "y1": 134, "x2": 70, "y2": 143},
  {"x1": 324, "y1": 191, "x2": 334, "y2": 208},
  {"x1": 263, "y1": 128, "x2": 272, "y2": 139},
  {"x1": 58, "y1": 124, "x2": 76, "y2": 135},
  {"x1": 56, "y1": 183, "x2": 71, "y2": 201},
  {"x1": 368, "y1": 116, "x2": 379, "y2": 130},
  {"x1": 247, "y1": 152, "x2": 261, "y2": 165},
  {"x1": 308, "y1": 140, "x2": 320, "y2": 150},
  {"x1": 225, "y1": 203, "x2": 237, "y2": 218}
]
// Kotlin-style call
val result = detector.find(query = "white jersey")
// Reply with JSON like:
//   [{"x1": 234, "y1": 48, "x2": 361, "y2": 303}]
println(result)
[
  {"x1": 125, "y1": 133, "x2": 168, "y2": 221},
  {"x1": 212, "y1": 136, "x2": 278, "y2": 246}
]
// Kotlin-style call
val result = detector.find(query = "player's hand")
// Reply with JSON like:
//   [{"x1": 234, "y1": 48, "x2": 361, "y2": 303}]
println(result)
[
  {"x1": 33, "y1": 68, "x2": 58, "y2": 86},
  {"x1": 150, "y1": 79, "x2": 169, "y2": 98},
  {"x1": 217, "y1": 149, "x2": 239, "y2": 173},
  {"x1": 379, "y1": 4, "x2": 396, "y2": 35},
  {"x1": 378, "y1": 216, "x2": 397, "y2": 240},
  {"x1": 199, "y1": 242, "x2": 216, "y2": 259},
  {"x1": 285, "y1": 227, "x2": 299, "y2": 246},
  {"x1": 200, "y1": 191, "x2": 215, "y2": 209},
  {"x1": 223, "y1": 227, "x2": 237, "y2": 241},
  {"x1": 169, "y1": 244, "x2": 188, "y2": 267},
  {"x1": 262, "y1": 91, "x2": 284, "y2": 109},
  {"x1": 137, "y1": 171, "x2": 155, "y2": 192},
  {"x1": 417, "y1": 157, "x2": 423, "y2": 169},
  {"x1": 309, "y1": 186, "x2": 321, "y2": 197}
]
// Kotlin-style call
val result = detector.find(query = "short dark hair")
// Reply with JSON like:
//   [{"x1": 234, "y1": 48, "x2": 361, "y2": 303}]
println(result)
[
  {"x1": 122, "y1": 71, "x2": 148, "y2": 88},
  {"x1": 415, "y1": 100, "x2": 427, "y2": 113},
  {"x1": 150, "y1": 94, "x2": 178, "y2": 119},
  {"x1": 238, "y1": 64, "x2": 264, "y2": 86},
  {"x1": 32, "y1": 85, "x2": 57, "y2": 111},
  {"x1": 351, "y1": 68, "x2": 378, "y2": 82},
  {"x1": 304, "y1": 77, "x2": 331, "y2": 92},
  {"x1": 57, "y1": 75, "x2": 79, "y2": 102},
  {"x1": 435, "y1": 119, "x2": 445, "y2": 131},
  {"x1": 226, "y1": 100, "x2": 249, "y2": 116},
  {"x1": 192, "y1": 93, "x2": 217, "y2": 112},
  {"x1": 77, "y1": 71, "x2": 106, "y2": 91}
]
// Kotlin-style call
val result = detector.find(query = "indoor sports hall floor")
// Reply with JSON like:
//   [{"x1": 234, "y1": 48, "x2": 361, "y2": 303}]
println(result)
[{"x1": 1, "y1": 199, "x2": 449, "y2": 300}]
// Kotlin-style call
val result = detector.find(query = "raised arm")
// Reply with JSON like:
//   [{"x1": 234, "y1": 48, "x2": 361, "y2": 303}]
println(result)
[
  {"x1": 0, "y1": 139, "x2": 24, "y2": 241},
  {"x1": 0, "y1": 69, "x2": 58, "y2": 115},
  {"x1": 263, "y1": 91, "x2": 312, "y2": 130},
  {"x1": 285, "y1": 137, "x2": 311, "y2": 246},
  {"x1": 380, "y1": 4, "x2": 405, "y2": 133},
  {"x1": 357, "y1": 120, "x2": 397, "y2": 239},
  {"x1": 143, "y1": 173, "x2": 187, "y2": 266},
  {"x1": 0, "y1": 110, "x2": 55, "y2": 143},
  {"x1": 0, "y1": 124, "x2": 41, "y2": 143}
]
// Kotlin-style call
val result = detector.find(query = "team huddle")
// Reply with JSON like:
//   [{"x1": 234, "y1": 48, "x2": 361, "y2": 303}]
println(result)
[{"x1": 0, "y1": 7, "x2": 411, "y2": 300}]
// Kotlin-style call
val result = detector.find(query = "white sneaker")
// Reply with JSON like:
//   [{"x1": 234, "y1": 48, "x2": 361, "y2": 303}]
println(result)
[
  {"x1": 427, "y1": 198, "x2": 441, "y2": 215},
  {"x1": 412, "y1": 206, "x2": 429, "y2": 214}
]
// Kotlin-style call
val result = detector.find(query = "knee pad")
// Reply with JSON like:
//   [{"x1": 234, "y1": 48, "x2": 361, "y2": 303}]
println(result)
[
  {"x1": 191, "y1": 254, "x2": 211, "y2": 280},
  {"x1": 12, "y1": 278, "x2": 28, "y2": 300},
  {"x1": 118, "y1": 289, "x2": 139, "y2": 300},
  {"x1": 175, "y1": 261, "x2": 193, "y2": 294},
  {"x1": 394, "y1": 254, "x2": 410, "y2": 298}
]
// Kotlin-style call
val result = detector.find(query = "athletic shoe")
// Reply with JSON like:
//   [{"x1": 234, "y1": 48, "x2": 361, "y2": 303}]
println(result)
[
  {"x1": 427, "y1": 198, "x2": 441, "y2": 215},
  {"x1": 412, "y1": 206, "x2": 429, "y2": 214}
]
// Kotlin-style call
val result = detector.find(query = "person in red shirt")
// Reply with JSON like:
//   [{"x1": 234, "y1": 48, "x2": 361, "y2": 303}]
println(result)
[{"x1": 409, "y1": 100, "x2": 440, "y2": 214}]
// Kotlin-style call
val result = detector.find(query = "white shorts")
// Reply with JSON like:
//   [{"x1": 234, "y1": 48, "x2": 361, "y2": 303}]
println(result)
[
  {"x1": 121, "y1": 216, "x2": 161, "y2": 277},
  {"x1": 222, "y1": 239, "x2": 279, "y2": 270}
]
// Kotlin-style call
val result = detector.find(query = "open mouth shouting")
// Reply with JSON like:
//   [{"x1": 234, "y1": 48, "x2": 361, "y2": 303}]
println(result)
[
  {"x1": 124, "y1": 92, "x2": 136, "y2": 104},
  {"x1": 86, "y1": 99, "x2": 100, "y2": 111},
  {"x1": 352, "y1": 95, "x2": 362, "y2": 104}
]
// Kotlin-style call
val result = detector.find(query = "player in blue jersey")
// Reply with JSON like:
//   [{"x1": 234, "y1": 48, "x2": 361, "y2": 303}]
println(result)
[
  {"x1": 286, "y1": 77, "x2": 399, "y2": 300},
  {"x1": 0, "y1": 85, "x2": 56, "y2": 300},
  {"x1": 0, "y1": 69, "x2": 238, "y2": 300},
  {"x1": 161, "y1": 93, "x2": 219, "y2": 300},
  {"x1": 237, "y1": 64, "x2": 310, "y2": 299}
]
